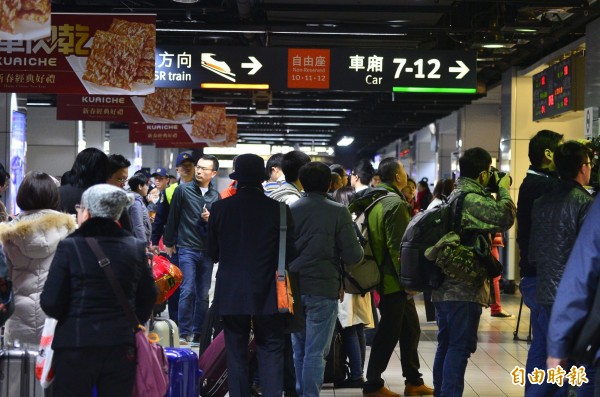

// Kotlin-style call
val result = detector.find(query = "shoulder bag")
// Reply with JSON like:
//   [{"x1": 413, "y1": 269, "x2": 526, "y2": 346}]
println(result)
[
  {"x1": 274, "y1": 203, "x2": 304, "y2": 333},
  {"x1": 85, "y1": 237, "x2": 169, "y2": 397}
]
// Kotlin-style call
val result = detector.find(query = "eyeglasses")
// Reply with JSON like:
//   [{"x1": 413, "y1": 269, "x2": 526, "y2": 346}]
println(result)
[
  {"x1": 195, "y1": 166, "x2": 214, "y2": 171},
  {"x1": 74, "y1": 204, "x2": 85, "y2": 212},
  {"x1": 116, "y1": 178, "x2": 128, "y2": 184}
]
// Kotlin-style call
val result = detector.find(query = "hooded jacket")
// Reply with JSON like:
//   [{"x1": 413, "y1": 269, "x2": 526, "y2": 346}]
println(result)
[
  {"x1": 129, "y1": 192, "x2": 151, "y2": 244},
  {"x1": 431, "y1": 177, "x2": 515, "y2": 306},
  {"x1": 349, "y1": 184, "x2": 411, "y2": 295},
  {"x1": 0, "y1": 210, "x2": 76, "y2": 346}
]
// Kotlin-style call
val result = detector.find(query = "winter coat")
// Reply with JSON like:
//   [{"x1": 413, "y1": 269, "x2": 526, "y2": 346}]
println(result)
[
  {"x1": 270, "y1": 182, "x2": 302, "y2": 205},
  {"x1": 289, "y1": 193, "x2": 363, "y2": 299},
  {"x1": 129, "y1": 193, "x2": 152, "y2": 244},
  {"x1": 529, "y1": 179, "x2": 593, "y2": 306},
  {"x1": 163, "y1": 181, "x2": 220, "y2": 250},
  {"x1": 363, "y1": 184, "x2": 411, "y2": 295},
  {"x1": 0, "y1": 210, "x2": 76, "y2": 346},
  {"x1": 547, "y1": 195, "x2": 600, "y2": 364},
  {"x1": 516, "y1": 167, "x2": 559, "y2": 277},
  {"x1": 207, "y1": 186, "x2": 298, "y2": 315},
  {"x1": 40, "y1": 217, "x2": 157, "y2": 349},
  {"x1": 431, "y1": 177, "x2": 515, "y2": 307}
]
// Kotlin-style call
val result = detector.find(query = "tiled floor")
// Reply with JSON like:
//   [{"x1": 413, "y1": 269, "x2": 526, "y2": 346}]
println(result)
[{"x1": 320, "y1": 292, "x2": 531, "y2": 397}]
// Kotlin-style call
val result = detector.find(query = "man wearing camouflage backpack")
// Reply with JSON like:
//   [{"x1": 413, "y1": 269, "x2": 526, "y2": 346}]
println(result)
[{"x1": 431, "y1": 147, "x2": 515, "y2": 396}]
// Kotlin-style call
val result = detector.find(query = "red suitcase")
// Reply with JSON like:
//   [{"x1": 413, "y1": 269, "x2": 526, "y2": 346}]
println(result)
[{"x1": 198, "y1": 331, "x2": 256, "y2": 397}]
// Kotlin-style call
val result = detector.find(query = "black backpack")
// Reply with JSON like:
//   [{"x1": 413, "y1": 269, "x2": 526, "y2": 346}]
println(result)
[{"x1": 400, "y1": 192, "x2": 468, "y2": 291}]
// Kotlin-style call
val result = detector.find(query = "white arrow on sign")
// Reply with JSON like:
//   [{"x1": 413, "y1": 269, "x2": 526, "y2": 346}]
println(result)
[
  {"x1": 449, "y1": 60, "x2": 469, "y2": 79},
  {"x1": 241, "y1": 56, "x2": 263, "y2": 75}
]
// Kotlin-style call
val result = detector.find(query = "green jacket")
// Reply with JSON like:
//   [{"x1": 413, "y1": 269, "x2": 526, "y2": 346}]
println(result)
[
  {"x1": 431, "y1": 177, "x2": 516, "y2": 306},
  {"x1": 353, "y1": 183, "x2": 411, "y2": 295}
]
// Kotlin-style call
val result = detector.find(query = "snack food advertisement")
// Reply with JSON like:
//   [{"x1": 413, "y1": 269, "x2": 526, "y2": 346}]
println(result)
[
  {"x1": 0, "y1": 13, "x2": 156, "y2": 94},
  {"x1": 129, "y1": 104, "x2": 238, "y2": 147},
  {"x1": 0, "y1": 0, "x2": 51, "y2": 41},
  {"x1": 57, "y1": 89, "x2": 192, "y2": 123}
]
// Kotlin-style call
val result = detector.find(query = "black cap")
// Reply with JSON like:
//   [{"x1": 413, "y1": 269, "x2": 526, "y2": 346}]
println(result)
[{"x1": 229, "y1": 154, "x2": 265, "y2": 183}]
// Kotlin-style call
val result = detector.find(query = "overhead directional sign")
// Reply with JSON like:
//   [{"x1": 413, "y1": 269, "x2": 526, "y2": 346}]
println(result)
[{"x1": 155, "y1": 46, "x2": 477, "y2": 93}]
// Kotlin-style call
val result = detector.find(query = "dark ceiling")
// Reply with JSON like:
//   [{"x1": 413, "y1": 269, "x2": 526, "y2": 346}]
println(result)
[{"x1": 49, "y1": 0, "x2": 600, "y2": 157}]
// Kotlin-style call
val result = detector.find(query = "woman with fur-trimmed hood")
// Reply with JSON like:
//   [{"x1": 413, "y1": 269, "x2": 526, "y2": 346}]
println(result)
[{"x1": 0, "y1": 172, "x2": 76, "y2": 346}]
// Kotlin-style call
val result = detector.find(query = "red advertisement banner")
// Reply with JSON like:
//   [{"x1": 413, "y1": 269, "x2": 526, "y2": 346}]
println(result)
[
  {"x1": 57, "y1": 88, "x2": 192, "y2": 122},
  {"x1": 0, "y1": 13, "x2": 155, "y2": 94},
  {"x1": 129, "y1": 104, "x2": 235, "y2": 148}
]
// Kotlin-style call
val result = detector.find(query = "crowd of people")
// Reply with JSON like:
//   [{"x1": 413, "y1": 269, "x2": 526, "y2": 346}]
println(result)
[{"x1": 0, "y1": 131, "x2": 597, "y2": 396}]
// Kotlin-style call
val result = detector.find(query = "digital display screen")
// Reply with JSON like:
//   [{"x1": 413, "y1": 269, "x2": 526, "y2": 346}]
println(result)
[
  {"x1": 533, "y1": 57, "x2": 580, "y2": 121},
  {"x1": 9, "y1": 111, "x2": 26, "y2": 216}
]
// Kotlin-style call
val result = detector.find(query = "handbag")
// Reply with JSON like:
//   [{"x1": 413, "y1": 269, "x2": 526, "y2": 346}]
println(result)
[
  {"x1": 274, "y1": 203, "x2": 304, "y2": 333},
  {"x1": 85, "y1": 238, "x2": 169, "y2": 397},
  {"x1": 35, "y1": 317, "x2": 58, "y2": 388},
  {"x1": 276, "y1": 202, "x2": 294, "y2": 314},
  {"x1": 152, "y1": 254, "x2": 183, "y2": 304}
]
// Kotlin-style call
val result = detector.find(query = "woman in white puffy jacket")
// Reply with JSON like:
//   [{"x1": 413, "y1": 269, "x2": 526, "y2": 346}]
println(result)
[{"x1": 0, "y1": 172, "x2": 76, "y2": 346}]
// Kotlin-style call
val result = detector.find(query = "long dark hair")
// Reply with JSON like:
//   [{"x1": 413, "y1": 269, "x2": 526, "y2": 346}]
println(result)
[{"x1": 68, "y1": 148, "x2": 110, "y2": 188}]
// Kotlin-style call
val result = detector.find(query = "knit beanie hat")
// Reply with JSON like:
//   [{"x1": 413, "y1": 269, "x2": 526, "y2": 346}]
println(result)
[{"x1": 81, "y1": 184, "x2": 133, "y2": 220}]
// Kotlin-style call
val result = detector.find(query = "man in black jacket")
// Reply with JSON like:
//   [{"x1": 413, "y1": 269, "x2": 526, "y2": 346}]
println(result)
[
  {"x1": 529, "y1": 140, "x2": 595, "y2": 395},
  {"x1": 516, "y1": 129, "x2": 562, "y2": 395},
  {"x1": 208, "y1": 154, "x2": 298, "y2": 397},
  {"x1": 164, "y1": 154, "x2": 221, "y2": 346}
]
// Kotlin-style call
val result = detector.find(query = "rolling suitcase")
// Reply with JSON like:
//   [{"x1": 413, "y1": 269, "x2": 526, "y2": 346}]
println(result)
[
  {"x1": 198, "y1": 331, "x2": 256, "y2": 397},
  {"x1": 152, "y1": 318, "x2": 180, "y2": 347},
  {"x1": 0, "y1": 348, "x2": 50, "y2": 397},
  {"x1": 163, "y1": 348, "x2": 201, "y2": 397}
]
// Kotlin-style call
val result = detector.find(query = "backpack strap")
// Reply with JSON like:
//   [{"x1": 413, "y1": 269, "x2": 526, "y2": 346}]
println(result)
[
  {"x1": 277, "y1": 202, "x2": 287, "y2": 279},
  {"x1": 448, "y1": 191, "x2": 469, "y2": 234},
  {"x1": 363, "y1": 192, "x2": 399, "y2": 289}
]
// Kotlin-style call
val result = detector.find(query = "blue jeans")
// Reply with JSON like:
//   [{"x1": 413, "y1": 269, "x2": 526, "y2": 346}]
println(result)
[
  {"x1": 341, "y1": 324, "x2": 364, "y2": 380},
  {"x1": 292, "y1": 295, "x2": 338, "y2": 397},
  {"x1": 433, "y1": 301, "x2": 482, "y2": 397},
  {"x1": 521, "y1": 278, "x2": 596, "y2": 397},
  {"x1": 177, "y1": 247, "x2": 213, "y2": 337},
  {"x1": 520, "y1": 277, "x2": 561, "y2": 397}
]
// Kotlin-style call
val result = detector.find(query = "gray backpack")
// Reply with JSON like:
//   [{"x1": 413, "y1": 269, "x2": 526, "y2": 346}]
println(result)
[{"x1": 344, "y1": 193, "x2": 397, "y2": 296}]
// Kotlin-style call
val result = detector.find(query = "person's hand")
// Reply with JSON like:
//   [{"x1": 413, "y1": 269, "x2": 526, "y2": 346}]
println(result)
[
  {"x1": 150, "y1": 245, "x2": 160, "y2": 256},
  {"x1": 165, "y1": 245, "x2": 176, "y2": 257},
  {"x1": 405, "y1": 289, "x2": 418, "y2": 299},
  {"x1": 201, "y1": 206, "x2": 210, "y2": 222},
  {"x1": 547, "y1": 356, "x2": 567, "y2": 369},
  {"x1": 498, "y1": 172, "x2": 511, "y2": 190}
]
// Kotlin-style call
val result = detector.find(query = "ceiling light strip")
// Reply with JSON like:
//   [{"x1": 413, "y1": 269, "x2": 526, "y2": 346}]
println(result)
[
  {"x1": 392, "y1": 87, "x2": 477, "y2": 94},
  {"x1": 201, "y1": 83, "x2": 270, "y2": 89},
  {"x1": 226, "y1": 106, "x2": 352, "y2": 112},
  {"x1": 156, "y1": 28, "x2": 406, "y2": 37},
  {"x1": 236, "y1": 114, "x2": 345, "y2": 119}
]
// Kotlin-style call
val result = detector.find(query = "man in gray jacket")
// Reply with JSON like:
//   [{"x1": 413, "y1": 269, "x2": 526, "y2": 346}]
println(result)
[{"x1": 289, "y1": 161, "x2": 363, "y2": 397}]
